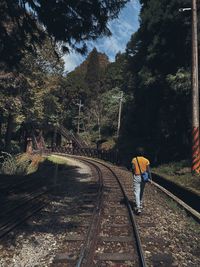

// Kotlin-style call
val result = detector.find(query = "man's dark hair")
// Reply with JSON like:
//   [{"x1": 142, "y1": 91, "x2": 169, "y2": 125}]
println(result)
[{"x1": 136, "y1": 147, "x2": 145, "y2": 156}]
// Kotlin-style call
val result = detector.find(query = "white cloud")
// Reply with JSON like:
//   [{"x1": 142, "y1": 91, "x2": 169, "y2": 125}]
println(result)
[
  {"x1": 63, "y1": 0, "x2": 141, "y2": 72},
  {"x1": 63, "y1": 52, "x2": 84, "y2": 73}
]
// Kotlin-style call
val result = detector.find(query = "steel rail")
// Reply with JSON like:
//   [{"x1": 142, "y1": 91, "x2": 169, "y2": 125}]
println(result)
[
  {"x1": 35, "y1": 148, "x2": 200, "y2": 218},
  {"x1": 152, "y1": 180, "x2": 200, "y2": 223},
  {"x1": 84, "y1": 157, "x2": 147, "y2": 267},
  {"x1": 0, "y1": 180, "x2": 47, "y2": 208},
  {"x1": 75, "y1": 160, "x2": 104, "y2": 267},
  {"x1": 0, "y1": 203, "x2": 46, "y2": 238},
  {"x1": 116, "y1": 166, "x2": 200, "y2": 223},
  {"x1": 0, "y1": 188, "x2": 49, "y2": 223},
  {"x1": 0, "y1": 175, "x2": 38, "y2": 193},
  {"x1": 0, "y1": 187, "x2": 52, "y2": 239},
  {"x1": 55, "y1": 153, "x2": 147, "y2": 267}
]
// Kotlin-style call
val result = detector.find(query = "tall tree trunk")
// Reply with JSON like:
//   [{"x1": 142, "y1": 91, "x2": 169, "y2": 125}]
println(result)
[
  {"x1": 0, "y1": 120, "x2": 2, "y2": 138},
  {"x1": 56, "y1": 133, "x2": 61, "y2": 146},
  {"x1": 52, "y1": 128, "x2": 57, "y2": 149},
  {"x1": 26, "y1": 137, "x2": 33, "y2": 153},
  {"x1": 37, "y1": 130, "x2": 45, "y2": 150},
  {"x1": 5, "y1": 113, "x2": 14, "y2": 152},
  {"x1": 0, "y1": 119, "x2": 2, "y2": 149}
]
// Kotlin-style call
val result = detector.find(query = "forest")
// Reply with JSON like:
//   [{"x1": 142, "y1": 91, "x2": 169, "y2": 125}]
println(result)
[{"x1": 0, "y1": 0, "x2": 200, "y2": 166}]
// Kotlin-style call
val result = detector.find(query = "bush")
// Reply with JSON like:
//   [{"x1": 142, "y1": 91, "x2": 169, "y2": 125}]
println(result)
[
  {"x1": 0, "y1": 152, "x2": 42, "y2": 175},
  {"x1": 10, "y1": 141, "x2": 21, "y2": 154},
  {"x1": 0, "y1": 152, "x2": 17, "y2": 175}
]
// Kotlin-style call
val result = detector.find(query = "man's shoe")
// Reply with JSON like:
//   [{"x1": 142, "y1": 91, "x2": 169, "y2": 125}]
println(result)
[{"x1": 136, "y1": 208, "x2": 141, "y2": 215}]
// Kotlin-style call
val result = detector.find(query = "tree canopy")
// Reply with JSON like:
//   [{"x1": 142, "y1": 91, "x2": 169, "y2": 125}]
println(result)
[
  {"x1": 1, "y1": 0, "x2": 199, "y2": 166},
  {"x1": 0, "y1": 0, "x2": 131, "y2": 151},
  {"x1": 118, "y1": 0, "x2": 200, "y2": 164},
  {"x1": 0, "y1": 0, "x2": 129, "y2": 69}
]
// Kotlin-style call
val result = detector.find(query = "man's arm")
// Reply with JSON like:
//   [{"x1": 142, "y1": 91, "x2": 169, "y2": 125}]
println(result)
[{"x1": 131, "y1": 162, "x2": 135, "y2": 174}]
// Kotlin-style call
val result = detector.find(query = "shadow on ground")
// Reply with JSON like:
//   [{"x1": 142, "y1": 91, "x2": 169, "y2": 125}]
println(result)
[{"x1": 0, "y1": 157, "x2": 101, "y2": 245}]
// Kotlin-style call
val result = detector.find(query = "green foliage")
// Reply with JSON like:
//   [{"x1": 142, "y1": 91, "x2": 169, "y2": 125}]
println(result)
[
  {"x1": 0, "y1": 0, "x2": 129, "y2": 69},
  {"x1": 20, "y1": 40, "x2": 65, "y2": 127},
  {"x1": 24, "y1": 0, "x2": 128, "y2": 52},
  {"x1": 60, "y1": 48, "x2": 113, "y2": 142},
  {"x1": 16, "y1": 157, "x2": 32, "y2": 175},
  {"x1": 103, "y1": 53, "x2": 127, "y2": 91},
  {"x1": 85, "y1": 48, "x2": 100, "y2": 93},
  {"x1": 152, "y1": 160, "x2": 200, "y2": 195},
  {"x1": 0, "y1": 152, "x2": 33, "y2": 175},
  {"x1": 1, "y1": 0, "x2": 196, "y2": 163},
  {"x1": 119, "y1": 0, "x2": 197, "y2": 164},
  {"x1": 0, "y1": 36, "x2": 66, "y2": 152},
  {"x1": 166, "y1": 68, "x2": 191, "y2": 95},
  {"x1": 0, "y1": 0, "x2": 129, "y2": 152},
  {"x1": 66, "y1": 49, "x2": 130, "y2": 146},
  {"x1": 0, "y1": 152, "x2": 17, "y2": 175},
  {"x1": 101, "y1": 88, "x2": 123, "y2": 132}
]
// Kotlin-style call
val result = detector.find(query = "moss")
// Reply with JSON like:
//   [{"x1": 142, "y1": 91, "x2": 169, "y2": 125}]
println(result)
[{"x1": 47, "y1": 155, "x2": 70, "y2": 165}]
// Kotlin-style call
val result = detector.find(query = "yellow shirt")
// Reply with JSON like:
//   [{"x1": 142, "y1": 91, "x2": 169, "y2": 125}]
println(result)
[{"x1": 132, "y1": 156, "x2": 150, "y2": 175}]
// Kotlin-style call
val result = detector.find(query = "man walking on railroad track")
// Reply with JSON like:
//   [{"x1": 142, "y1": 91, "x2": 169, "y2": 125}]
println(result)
[{"x1": 131, "y1": 147, "x2": 152, "y2": 215}]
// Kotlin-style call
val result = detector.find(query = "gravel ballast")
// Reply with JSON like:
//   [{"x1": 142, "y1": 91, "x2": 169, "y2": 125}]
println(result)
[{"x1": 0, "y1": 156, "x2": 199, "y2": 267}]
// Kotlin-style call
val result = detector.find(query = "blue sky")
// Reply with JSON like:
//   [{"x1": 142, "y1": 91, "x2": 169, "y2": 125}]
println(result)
[{"x1": 63, "y1": 0, "x2": 141, "y2": 72}]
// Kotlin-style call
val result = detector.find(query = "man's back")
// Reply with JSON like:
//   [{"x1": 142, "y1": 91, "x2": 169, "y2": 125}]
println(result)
[{"x1": 132, "y1": 156, "x2": 150, "y2": 175}]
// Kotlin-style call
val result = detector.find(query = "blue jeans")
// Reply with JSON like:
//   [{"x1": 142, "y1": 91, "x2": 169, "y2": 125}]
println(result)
[{"x1": 133, "y1": 175, "x2": 145, "y2": 209}]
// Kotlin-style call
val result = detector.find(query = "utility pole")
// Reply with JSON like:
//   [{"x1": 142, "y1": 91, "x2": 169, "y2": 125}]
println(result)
[
  {"x1": 113, "y1": 91, "x2": 123, "y2": 138},
  {"x1": 180, "y1": 2, "x2": 199, "y2": 174},
  {"x1": 76, "y1": 100, "x2": 83, "y2": 134},
  {"x1": 191, "y1": 0, "x2": 200, "y2": 174}
]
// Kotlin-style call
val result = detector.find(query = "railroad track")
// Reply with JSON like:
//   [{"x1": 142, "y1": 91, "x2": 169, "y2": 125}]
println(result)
[
  {"x1": 0, "y1": 153, "x2": 198, "y2": 266},
  {"x1": 52, "y1": 155, "x2": 147, "y2": 267},
  {"x1": 0, "y1": 176, "x2": 51, "y2": 239}
]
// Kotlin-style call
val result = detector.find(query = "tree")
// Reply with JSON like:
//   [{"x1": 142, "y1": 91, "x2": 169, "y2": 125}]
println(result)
[
  {"x1": 61, "y1": 49, "x2": 109, "y2": 132},
  {"x1": 0, "y1": 72, "x2": 28, "y2": 152},
  {"x1": 0, "y1": 0, "x2": 129, "y2": 69},
  {"x1": 118, "y1": 0, "x2": 199, "y2": 164},
  {"x1": 0, "y1": 37, "x2": 65, "y2": 152},
  {"x1": 103, "y1": 53, "x2": 127, "y2": 92},
  {"x1": 85, "y1": 48, "x2": 101, "y2": 97}
]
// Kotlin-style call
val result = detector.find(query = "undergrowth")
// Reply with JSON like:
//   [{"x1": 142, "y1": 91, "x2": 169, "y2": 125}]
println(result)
[
  {"x1": 152, "y1": 160, "x2": 200, "y2": 195},
  {"x1": 0, "y1": 153, "x2": 44, "y2": 175}
]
